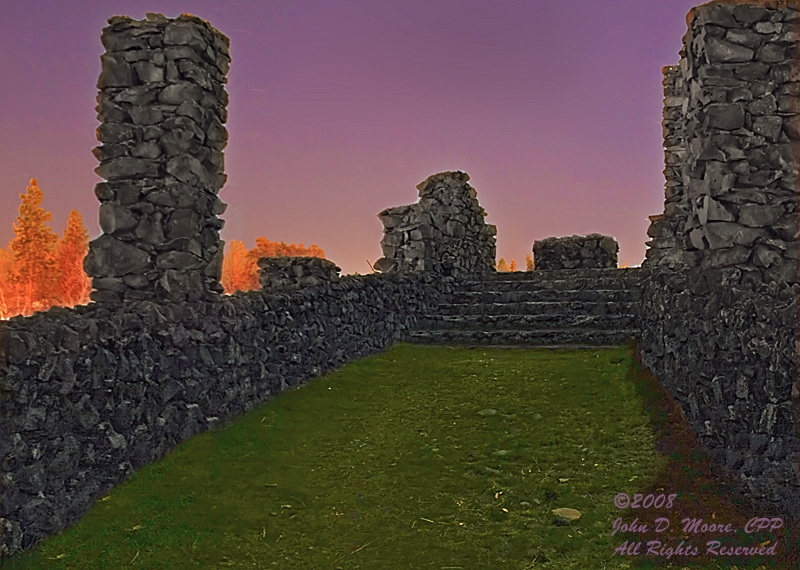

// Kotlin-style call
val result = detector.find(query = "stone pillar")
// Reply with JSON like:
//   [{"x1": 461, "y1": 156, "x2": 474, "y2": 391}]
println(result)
[
  {"x1": 676, "y1": 3, "x2": 797, "y2": 283},
  {"x1": 643, "y1": 64, "x2": 699, "y2": 269},
  {"x1": 643, "y1": 0, "x2": 800, "y2": 512},
  {"x1": 83, "y1": 12, "x2": 230, "y2": 304}
]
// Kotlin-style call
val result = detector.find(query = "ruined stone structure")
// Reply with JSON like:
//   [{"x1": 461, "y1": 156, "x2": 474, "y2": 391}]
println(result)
[
  {"x1": 640, "y1": 0, "x2": 800, "y2": 524},
  {"x1": 2, "y1": 3, "x2": 800, "y2": 562},
  {"x1": 374, "y1": 171, "x2": 497, "y2": 277},
  {"x1": 83, "y1": 13, "x2": 230, "y2": 304},
  {"x1": 533, "y1": 234, "x2": 619, "y2": 270}
]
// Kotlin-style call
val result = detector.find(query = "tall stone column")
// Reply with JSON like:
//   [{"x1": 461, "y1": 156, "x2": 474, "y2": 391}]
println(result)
[{"x1": 84, "y1": 12, "x2": 230, "y2": 304}]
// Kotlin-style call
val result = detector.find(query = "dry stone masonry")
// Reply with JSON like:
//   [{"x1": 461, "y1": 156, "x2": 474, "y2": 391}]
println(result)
[
  {"x1": 532, "y1": 234, "x2": 619, "y2": 270},
  {"x1": 0, "y1": 271, "x2": 457, "y2": 559},
  {"x1": 83, "y1": 12, "x2": 231, "y2": 304},
  {"x1": 374, "y1": 171, "x2": 497, "y2": 277},
  {"x1": 3, "y1": 2, "x2": 800, "y2": 562},
  {"x1": 640, "y1": 0, "x2": 800, "y2": 524},
  {"x1": 0, "y1": 13, "x2": 464, "y2": 560},
  {"x1": 643, "y1": 65, "x2": 698, "y2": 269},
  {"x1": 257, "y1": 257, "x2": 342, "y2": 292}
]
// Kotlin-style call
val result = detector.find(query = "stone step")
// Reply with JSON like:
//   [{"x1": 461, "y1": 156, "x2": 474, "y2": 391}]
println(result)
[
  {"x1": 460, "y1": 275, "x2": 642, "y2": 292},
  {"x1": 479, "y1": 267, "x2": 649, "y2": 279},
  {"x1": 473, "y1": 266, "x2": 648, "y2": 281},
  {"x1": 409, "y1": 269, "x2": 647, "y2": 348},
  {"x1": 433, "y1": 300, "x2": 637, "y2": 319},
  {"x1": 418, "y1": 312, "x2": 635, "y2": 330},
  {"x1": 446, "y1": 289, "x2": 641, "y2": 305},
  {"x1": 405, "y1": 328, "x2": 636, "y2": 346}
]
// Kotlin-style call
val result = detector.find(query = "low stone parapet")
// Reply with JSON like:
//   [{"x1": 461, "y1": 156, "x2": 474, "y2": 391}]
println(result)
[
  {"x1": 533, "y1": 234, "x2": 619, "y2": 270},
  {"x1": 257, "y1": 256, "x2": 341, "y2": 291}
]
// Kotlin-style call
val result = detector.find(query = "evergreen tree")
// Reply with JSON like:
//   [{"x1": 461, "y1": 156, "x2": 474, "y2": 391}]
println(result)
[
  {"x1": 526, "y1": 254, "x2": 535, "y2": 271},
  {"x1": 496, "y1": 258, "x2": 509, "y2": 272},
  {"x1": 10, "y1": 179, "x2": 59, "y2": 315},
  {"x1": 0, "y1": 245, "x2": 19, "y2": 318},
  {"x1": 55, "y1": 209, "x2": 91, "y2": 306}
]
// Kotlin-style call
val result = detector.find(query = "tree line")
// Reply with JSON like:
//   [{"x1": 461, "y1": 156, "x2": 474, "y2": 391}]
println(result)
[
  {"x1": 0, "y1": 180, "x2": 327, "y2": 319},
  {"x1": 496, "y1": 255, "x2": 534, "y2": 272}
]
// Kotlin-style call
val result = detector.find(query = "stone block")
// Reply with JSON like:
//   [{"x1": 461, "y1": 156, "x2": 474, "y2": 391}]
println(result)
[
  {"x1": 533, "y1": 234, "x2": 618, "y2": 270},
  {"x1": 258, "y1": 257, "x2": 341, "y2": 291}
]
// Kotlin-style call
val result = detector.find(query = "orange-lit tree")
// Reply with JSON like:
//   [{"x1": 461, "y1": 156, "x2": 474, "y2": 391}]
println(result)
[
  {"x1": 221, "y1": 239, "x2": 259, "y2": 293},
  {"x1": 496, "y1": 258, "x2": 510, "y2": 272},
  {"x1": 9, "y1": 179, "x2": 59, "y2": 316},
  {"x1": 526, "y1": 254, "x2": 534, "y2": 271},
  {"x1": 54, "y1": 209, "x2": 92, "y2": 307},
  {"x1": 509, "y1": 259, "x2": 517, "y2": 272},
  {"x1": 220, "y1": 237, "x2": 327, "y2": 295},
  {"x1": 0, "y1": 245, "x2": 20, "y2": 318},
  {"x1": 248, "y1": 237, "x2": 326, "y2": 260}
]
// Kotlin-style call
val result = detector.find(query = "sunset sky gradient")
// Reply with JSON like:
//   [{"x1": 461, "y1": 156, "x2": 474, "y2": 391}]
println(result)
[{"x1": 1, "y1": 0, "x2": 705, "y2": 275}]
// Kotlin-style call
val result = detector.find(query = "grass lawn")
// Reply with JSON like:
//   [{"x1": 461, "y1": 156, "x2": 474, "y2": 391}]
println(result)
[{"x1": 2, "y1": 338, "x2": 798, "y2": 569}]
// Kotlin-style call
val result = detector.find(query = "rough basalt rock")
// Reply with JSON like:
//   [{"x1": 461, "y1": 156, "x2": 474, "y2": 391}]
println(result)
[
  {"x1": 83, "y1": 13, "x2": 231, "y2": 304},
  {"x1": 258, "y1": 257, "x2": 341, "y2": 291},
  {"x1": 643, "y1": 1, "x2": 797, "y2": 285},
  {"x1": 533, "y1": 234, "x2": 619, "y2": 270},
  {"x1": 374, "y1": 171, "x2": 497, "y2": 277},
  {"x1": 2, "y1": 4, "x2": 800, "y2": 563},
  {"x1": 0, "y1": 272, "x2": 458, "y2": 559},
  {"x1": 640, "y1": 0, "x2": 800, "y2": 525}
]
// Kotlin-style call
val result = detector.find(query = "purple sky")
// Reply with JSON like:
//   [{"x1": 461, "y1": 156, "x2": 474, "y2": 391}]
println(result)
[{"x1": 1, "y1": 0, "x2": 704, "y2": 275}]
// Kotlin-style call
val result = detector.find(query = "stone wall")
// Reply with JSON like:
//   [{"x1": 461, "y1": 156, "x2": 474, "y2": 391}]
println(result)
[
  {"x1": 0, "y1": 271, "x2": 457, "y2": 558},
  {"x1": 639, "y1": 0, "x2": 800, "y2": 524},
  {"x1": 257, "y1": 257, "x2": 341, "y2": 292},
  {"x1": 374, "y1": 171, "x2": 497, "y2": 277},
  {"x1": 4, "y1": 4, "x2": 800, "y2": 562},
  {"x1": 0, "y1": 13, "x2": 465, "y2": 559},
  {"x1": 83, "y1": 13, "x2": 231, "y2": 304},
  {"x1": 532, "y1": 234, "x2": 619, "y2": 270}
]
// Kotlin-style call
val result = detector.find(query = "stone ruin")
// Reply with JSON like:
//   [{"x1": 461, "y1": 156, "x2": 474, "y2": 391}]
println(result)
[
  {"x1": 639, "y1": 0, "x2": 800, "y2": 524},
  {"x1": 3, "y1": 3, "x2": 800, "y2": 563},
  {"x1": 257, "y1": 257, "x2": 342, "y2": 292},
  {"x1": 373, "y1": 171, "x2": 497, "y2": 277},
  {"x1": 533, "y1": 234, "x2": 619, "y2": 270},
  {"x1": 644, "y1": 0, "x2": 798, "y2": 282},
  {"x1": 82, "y1": 12, "x2": 231, "y2": 305}
]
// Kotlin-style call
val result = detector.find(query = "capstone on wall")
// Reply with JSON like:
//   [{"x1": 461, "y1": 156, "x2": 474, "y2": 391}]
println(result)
[
  {"x1": 83, "y1": 13, "x2": 231, "y2": 305},
  {"x1": 374, "y1": 171, "x2": 497, "y2": 277},
  {"x1": 638, "y1": 0, "x2": 800, "y2": 525},
  {"x1": 533, "y1": 234, "x2": 619, "y2": 270},
  {"x1": 258, "y1": 257, "x2": 342, "y2": 292}
]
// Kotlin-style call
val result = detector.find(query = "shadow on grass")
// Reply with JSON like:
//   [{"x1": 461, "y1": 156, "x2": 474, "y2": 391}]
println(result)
[{"x1": 619, "y1": 337, "x2": 800, "y2": 570}]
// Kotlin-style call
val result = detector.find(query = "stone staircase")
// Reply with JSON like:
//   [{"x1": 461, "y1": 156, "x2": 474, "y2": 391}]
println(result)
[{"x1": 406, "y1": 267, "x2": 648, "y2": 349}]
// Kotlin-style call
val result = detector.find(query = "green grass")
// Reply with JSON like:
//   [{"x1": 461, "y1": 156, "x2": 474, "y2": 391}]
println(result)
[{"x1": 1, "y1": 340, "x2": 797, "y2": 569}]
